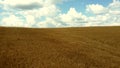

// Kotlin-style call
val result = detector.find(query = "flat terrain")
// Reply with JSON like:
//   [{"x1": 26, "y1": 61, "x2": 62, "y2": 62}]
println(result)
[{"x1": 0, "y1": 26, "x2": 120, "y2": 68}]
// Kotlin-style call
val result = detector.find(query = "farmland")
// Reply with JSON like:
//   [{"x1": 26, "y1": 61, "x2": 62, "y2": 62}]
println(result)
[{"x1": 0, "y1": 26, "x2": 120, "y2": 68}]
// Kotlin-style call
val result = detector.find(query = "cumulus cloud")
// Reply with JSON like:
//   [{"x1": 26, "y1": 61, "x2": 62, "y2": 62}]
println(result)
[
  {"x1": 109, "y1": 0, "x2": 120, "y2": 15},
  {"x1": 0, "y1": 0, "x2": 42, "y2": 10},
  {"x1": 1, "y1": 15, "x2": 24, "y2": 27},
  {"x1": 37, "y1": 17, "x2": 64, "y2": 28},
  {"x1": 0, "y1": 0, "x2": 65, "y2": 10},
  {"x1": 25, "y1": 15, "x2": 35, "y2": 27},
  {"x1": 86, "y1": 4, "x2": 108, "y2": 15},
  {"x1": 59, "y1": 8, "x2": 87, "y2": 26},
  {"x1": 23, "y1": 5, "x2": 60, "y2": 18},
  {"x1": 13, "y1": 3, "x2": 42, "y2": 10},
  {"x1": 84, "y1": 0, "x2": 120, "y2": 26},
  {"x1": 0, "y1": 0, "x2": 120, "y2": 27},
  {"x1": 0, "y1": 0, "x2": 61, "y2": 27}
]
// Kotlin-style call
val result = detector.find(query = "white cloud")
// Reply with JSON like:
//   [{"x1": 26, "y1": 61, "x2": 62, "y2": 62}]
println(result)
[
  {"x1": 0, "y1": 0, "x2": 43, "y2": 10},
  {"x1": 1, "y1": 15, "x2": 24, "y2": 27},
  {"x1": 23, "y1": 5, "x2": 60, "y2": 18},
  {"x1": 109, "y1": 0, "x2": 120, "y2": 15},
  {"x1": 37, "y1": 17, "x2": 63, "y2": 28},
  {"x1": 25, "y1": 15, "x2": 35, "y2": 27},
  {"x1": 0, "y1": 0, "x2": 66, "y2": 10},
  {"x1": 0, "y1": 0, "x2": 62, "y2": 28},
  {"x1": 85, "y1": 0, "x2": 120, "y2": 26},
  {"x1": 0, "y1": 0, "x2": 120, "y2": 28},
  {"x1": 86, "y1": 4, "x2": 108, "y2": 14},
  {"x1": 59, "y1": 8, "x2": 87, "y2": 26},
  {"x1": 0, "y1": 0, "x2": 42, "y2": 6}
]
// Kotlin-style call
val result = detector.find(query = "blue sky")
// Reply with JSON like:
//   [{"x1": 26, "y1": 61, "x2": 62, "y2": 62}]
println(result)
[
  {"x1": 58, "y1": 0, "x2": 112, "y2": 13},
  {"x1": 0, "y1": 0, "x2": 120, "y2": 28}
]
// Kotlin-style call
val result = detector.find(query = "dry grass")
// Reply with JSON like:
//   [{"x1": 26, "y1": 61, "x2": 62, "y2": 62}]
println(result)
[{"x1": 0, "y1": 26, "x2": 120, "y2": 68}]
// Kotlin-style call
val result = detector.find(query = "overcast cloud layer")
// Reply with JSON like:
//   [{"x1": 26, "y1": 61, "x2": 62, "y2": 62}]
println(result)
[{"x1": 0, "y1": 0, "x2": 120, "y2": 28}]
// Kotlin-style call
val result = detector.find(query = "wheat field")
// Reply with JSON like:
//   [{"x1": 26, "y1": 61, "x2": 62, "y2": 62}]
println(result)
[{"x1": 0, "y1": 26, "x2": 120, "y2": 68}]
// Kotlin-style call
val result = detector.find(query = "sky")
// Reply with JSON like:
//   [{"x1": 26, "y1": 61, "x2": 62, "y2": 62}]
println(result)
[{"x1": 0, "y1": 0, "x2": 120, "y2": 28}]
